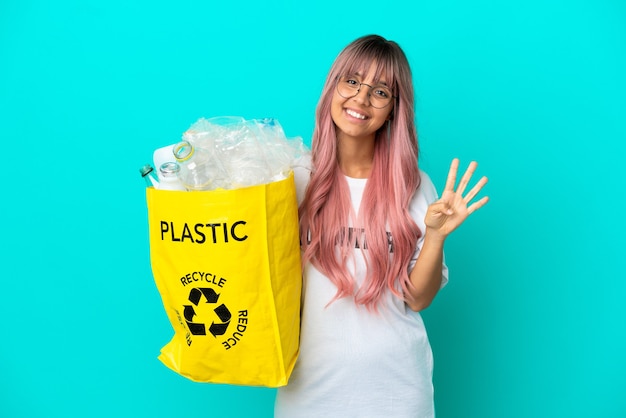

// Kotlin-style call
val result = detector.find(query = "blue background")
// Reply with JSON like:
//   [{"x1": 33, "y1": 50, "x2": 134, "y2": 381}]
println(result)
[{"x1": 1, "y1": 0, "x2": 624, "y2": 417}]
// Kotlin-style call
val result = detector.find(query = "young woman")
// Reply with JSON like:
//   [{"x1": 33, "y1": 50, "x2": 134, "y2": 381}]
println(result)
[{"x1": 275, "y1": 34, "x2": 489, "y2": 417}]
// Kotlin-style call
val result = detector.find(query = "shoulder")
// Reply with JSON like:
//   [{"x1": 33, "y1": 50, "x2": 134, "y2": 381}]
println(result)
[
  {"x1": 416, "y1": 169, "x2": 439, "y2": 203},
  {"x1": 408, "y1": 170, "x2": 439, "y2": 221}
]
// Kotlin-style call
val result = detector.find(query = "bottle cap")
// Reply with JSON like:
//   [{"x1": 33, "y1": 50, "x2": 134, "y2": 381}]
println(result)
[{"x1": 139, "y1": 164, "x2": 154, "y2": 177}]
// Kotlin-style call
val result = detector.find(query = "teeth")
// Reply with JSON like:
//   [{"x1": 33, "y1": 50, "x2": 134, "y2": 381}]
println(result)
[{"x1": 346, "y1": 109, "x2": 366, "y2": 120}]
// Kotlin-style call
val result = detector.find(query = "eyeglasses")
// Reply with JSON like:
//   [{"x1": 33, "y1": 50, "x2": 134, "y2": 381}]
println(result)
[{"x1": 336, "y1": 75, "x2": 396, "y2": 109}]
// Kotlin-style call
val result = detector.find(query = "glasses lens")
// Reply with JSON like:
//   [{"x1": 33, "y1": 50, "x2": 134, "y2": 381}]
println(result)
[
  {"x1": 337, "y1": 76, "x2": 360, "y2": 99},
  {"x1": 369, "y1": 85, "x2": 392, "y2": 108},
  {"x1": 336, "y1": 76, "x2": 393, "y2": 109}
]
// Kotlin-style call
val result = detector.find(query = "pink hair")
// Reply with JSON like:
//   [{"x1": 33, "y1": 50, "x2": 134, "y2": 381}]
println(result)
[{"x1": 299, "y1": 35, "x2": 422, "y2": 309}]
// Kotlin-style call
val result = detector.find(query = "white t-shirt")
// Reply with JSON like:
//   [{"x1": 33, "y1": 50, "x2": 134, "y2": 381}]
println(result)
[{"x1": 275, "y1": 157, "x2": 448, "y2": 418}]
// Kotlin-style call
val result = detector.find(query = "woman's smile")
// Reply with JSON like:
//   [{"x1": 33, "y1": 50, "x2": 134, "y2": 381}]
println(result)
[{"x1": 345, "y1": 108, "x2": 368, "y2": 120}]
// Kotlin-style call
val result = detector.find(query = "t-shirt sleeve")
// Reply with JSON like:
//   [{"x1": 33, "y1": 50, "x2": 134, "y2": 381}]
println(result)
[{"x1": 408, "y1": 170, "x2": 449, "y2": 289}]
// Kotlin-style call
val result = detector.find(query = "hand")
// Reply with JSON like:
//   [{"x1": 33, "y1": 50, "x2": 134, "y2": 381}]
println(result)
[{"x1": 424, "y1": 159, "x2": 489, "y2": 239}]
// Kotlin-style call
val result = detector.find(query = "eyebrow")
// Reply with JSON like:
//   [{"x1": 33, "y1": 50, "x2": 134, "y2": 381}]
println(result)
[{"x1": 349, "y1": 72, "x2": 390, "y2": 86}]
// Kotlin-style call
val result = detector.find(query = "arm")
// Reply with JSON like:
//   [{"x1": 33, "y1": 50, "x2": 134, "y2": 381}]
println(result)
[{"x1": 406, "y1": 159, "x2": 489, "y2": 312}]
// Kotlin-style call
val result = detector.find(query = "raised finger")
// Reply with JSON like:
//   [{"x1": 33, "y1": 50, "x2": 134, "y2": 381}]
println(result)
[
  {"x1": 463, "y1": 176, "x2": 489, "y2": 203},
  {"x1": 444, "y1": 158, "x2": 459, "y2": 192},
  {"x1": 456, "y1": 161, "x2": 478, "y2": 195},
  {"x1": 467, "y1": 196, "x2": 490, "y2": 214}
]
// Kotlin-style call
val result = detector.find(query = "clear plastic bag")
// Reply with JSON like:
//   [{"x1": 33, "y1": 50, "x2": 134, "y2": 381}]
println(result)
[{"x1": 177, "y1": 116, "x2": 307, "y2": 190}]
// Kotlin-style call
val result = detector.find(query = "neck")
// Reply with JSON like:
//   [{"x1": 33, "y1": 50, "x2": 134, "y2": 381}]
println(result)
[{"x1": 337, "y1": 134, "x2": 375, "y2": 178}]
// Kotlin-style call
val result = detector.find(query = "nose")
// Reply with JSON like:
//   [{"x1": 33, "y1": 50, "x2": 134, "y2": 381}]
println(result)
[{"x1": 353, "y1": 83, "x2": 373, "y2": 105}]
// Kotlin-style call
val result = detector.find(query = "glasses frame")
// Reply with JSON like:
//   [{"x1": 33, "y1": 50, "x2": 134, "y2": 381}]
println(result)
[{"x1": 336, "y1": 75, "x2": 397, "y2": 109}]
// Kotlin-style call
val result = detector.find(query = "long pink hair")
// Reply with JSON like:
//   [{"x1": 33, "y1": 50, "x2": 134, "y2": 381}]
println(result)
[{"x1": 299, "y1": 34, "x2": 422, "y2": 309}]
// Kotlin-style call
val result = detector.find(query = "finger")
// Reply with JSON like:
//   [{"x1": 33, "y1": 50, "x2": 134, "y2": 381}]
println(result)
[
  {"x1": 463, "y1": 176, "x2": 489, "y2": 203},
  {"x1": 456, "y1": 161, "x2": 477, "y2": 196},
  {"x1": 467, "y1": 196, "x2": 490, "y2": 214},
  {"x1": 429, "y1": 201, "x2": 454, "y2": 216},
  {"x1": 443, "y1": 158, "x2": 459, "y2": 192}
]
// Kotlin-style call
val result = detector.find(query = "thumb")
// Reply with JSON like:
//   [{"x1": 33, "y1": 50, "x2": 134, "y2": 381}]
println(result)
[{"x1": 430, "y1": 200, "x2": 454, "y2": 216}]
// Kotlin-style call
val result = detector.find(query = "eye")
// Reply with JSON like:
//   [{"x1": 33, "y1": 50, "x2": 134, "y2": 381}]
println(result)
[
  {"x1": 345, "y1": 78, "x2": 359, "y2": 88},
  {"x1": 373, "y1": 87, "x2": 390, "y2": 99}
]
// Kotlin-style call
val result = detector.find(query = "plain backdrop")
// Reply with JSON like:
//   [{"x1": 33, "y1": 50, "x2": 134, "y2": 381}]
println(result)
[{"x1": 1, "y1": 0, "x2": 624, "y2": 417}]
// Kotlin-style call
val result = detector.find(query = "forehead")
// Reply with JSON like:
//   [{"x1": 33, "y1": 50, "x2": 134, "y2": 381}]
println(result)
[{"x1": 344, "y1": 60, "x2": 392, "y2": 85}]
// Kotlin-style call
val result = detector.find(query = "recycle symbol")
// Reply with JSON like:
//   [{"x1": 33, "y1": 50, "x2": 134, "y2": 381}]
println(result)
[{"x1": 183, "y1": 288, "x2": 231, "y2": 337}]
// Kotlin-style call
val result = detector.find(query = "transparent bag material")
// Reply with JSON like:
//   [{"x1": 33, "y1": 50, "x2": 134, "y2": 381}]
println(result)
[{"x1": 177, "y1": 116, "x2": 307, "y2": 191}]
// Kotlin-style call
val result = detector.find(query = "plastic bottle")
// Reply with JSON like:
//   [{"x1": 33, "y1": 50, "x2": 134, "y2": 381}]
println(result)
[
  {"x1": 139, "y1": 164, "x2": 159, "y2": 188},
  {"x1": 158, "y1": 162, "x2": 187, "y2": 191},
  {"x1": 173, "y1": 140, "x2": 228, "y2": 191}
]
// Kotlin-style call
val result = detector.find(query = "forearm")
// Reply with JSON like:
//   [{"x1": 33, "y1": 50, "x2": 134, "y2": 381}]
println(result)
[{"x1": 406, "y1": 230, "x2": 446, "y2": 311}]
